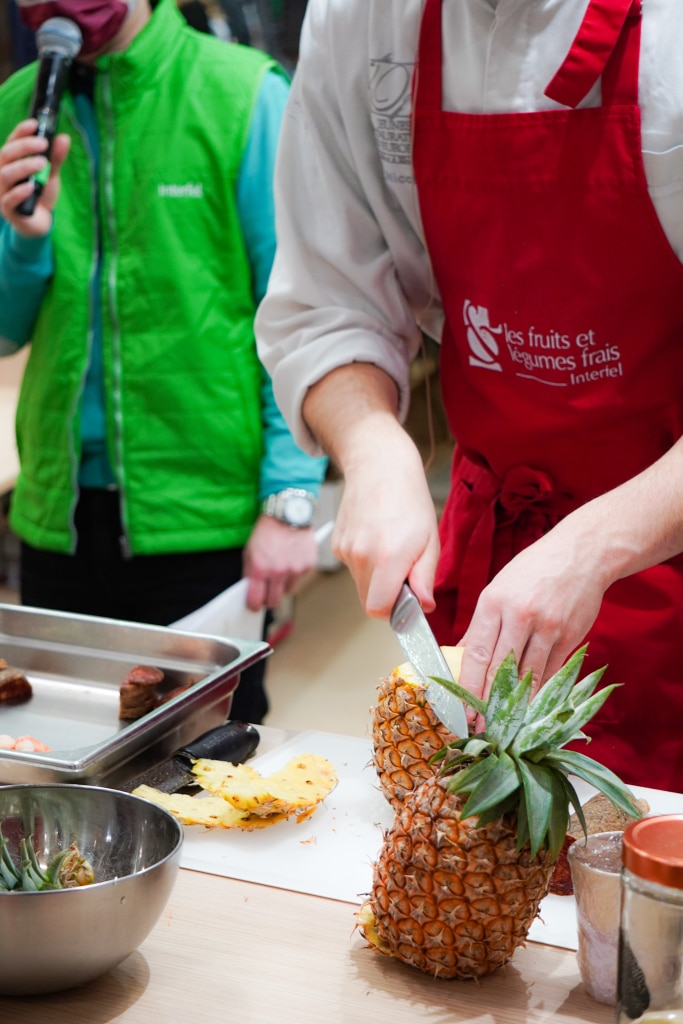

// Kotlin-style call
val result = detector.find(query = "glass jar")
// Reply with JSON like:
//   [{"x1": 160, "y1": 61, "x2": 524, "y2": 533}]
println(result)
[
  {"x1": 617, "y1": 815, "x2": 683, "y2": 1024},
  {"x1": 567, "y1": 831, "x2": 623, "y2": 1004}
]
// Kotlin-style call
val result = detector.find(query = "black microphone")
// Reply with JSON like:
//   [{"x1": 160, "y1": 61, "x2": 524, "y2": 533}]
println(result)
[{"x1": 16, "y1": 16, "x2": 82, "y2": 217}]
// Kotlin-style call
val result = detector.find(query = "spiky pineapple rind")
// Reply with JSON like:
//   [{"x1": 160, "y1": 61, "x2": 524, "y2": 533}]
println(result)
[
  {"x1": 360, "y1": 776, "x2": 555, "y2": 979},
  {"x1": 372, "y1": 667, "x2": 456, "y2": 809}
]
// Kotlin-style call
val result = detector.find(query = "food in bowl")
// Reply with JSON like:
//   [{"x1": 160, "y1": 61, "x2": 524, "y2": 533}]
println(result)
[
  {"x1": 0, "y1": 824, "x2": 94, "y2": 891},
  {"x1": 0, "y1": 784, "x2": 183, "y2": 995}
]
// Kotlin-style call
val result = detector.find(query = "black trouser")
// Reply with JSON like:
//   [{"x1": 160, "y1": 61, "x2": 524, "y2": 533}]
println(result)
[{"x1": 19, "y1": 488, "x2": 269, "y2": 724}]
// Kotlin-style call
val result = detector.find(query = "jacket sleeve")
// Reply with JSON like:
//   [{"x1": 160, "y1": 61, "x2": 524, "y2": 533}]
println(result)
[
  {"x1": 253, "y1": 0, "x2": 424, "y2": 457},
  {"x1": 0, "y1": 222, "x2": 53, "y2": 354},
  {"x1": 236, "y1": 67, "x2": 328, "y2": 499}
]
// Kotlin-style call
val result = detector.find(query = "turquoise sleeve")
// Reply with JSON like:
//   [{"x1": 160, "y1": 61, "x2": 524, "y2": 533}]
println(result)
[
  {"x1": 0, "y1": 223, "x2": 53, "y2": 351},
  {"x1": 237, "y1": 69, "x2": 328, "y2": 500},
  {"x1": 258, "y1": 365, "x2": 328, "y2": 498}
]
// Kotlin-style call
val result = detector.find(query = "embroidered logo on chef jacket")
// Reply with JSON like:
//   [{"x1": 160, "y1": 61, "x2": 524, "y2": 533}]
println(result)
[
  {"x1": 463, "y1": 298, "x2": 625, "y2": 387},
  {"x1": 369, "y1": 54, "x2": 414, "y2": 182}
]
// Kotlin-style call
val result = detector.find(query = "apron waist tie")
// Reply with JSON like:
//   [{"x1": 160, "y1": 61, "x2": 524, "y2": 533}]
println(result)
[{"x1": 454, "y1": 459, "x2": 575, "y2": 637}]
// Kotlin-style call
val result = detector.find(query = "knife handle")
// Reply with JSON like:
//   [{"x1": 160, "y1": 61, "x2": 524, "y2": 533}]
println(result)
[{"x1": 178, "y1": 721, "x2": 260, "y2": 765}]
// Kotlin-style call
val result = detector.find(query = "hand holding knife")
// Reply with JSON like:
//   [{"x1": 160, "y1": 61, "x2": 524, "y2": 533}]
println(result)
[{"x1": 390, "y1": 583, "x2": 469, "y2": 737}]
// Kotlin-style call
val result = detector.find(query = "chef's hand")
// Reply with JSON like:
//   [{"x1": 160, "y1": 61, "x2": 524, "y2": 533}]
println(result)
[
  {"x1": 302, "y1": 362, "x2": 440, "y2": 618},
  {"x1": 243, "y1": 514, "x2": 318, "y2": 611},
  {"x1": 455, "y1": 506, "x2": 612, "y2": 729},
  {"x1": 0, "y1": 119, "x2": 70, "y2": 237},
  {"x1": 331, "y1": 428, "x2": 440, "y2": 617},
  {"x1": 455, "y1": 434, "x2": 683, "y2": 730}
]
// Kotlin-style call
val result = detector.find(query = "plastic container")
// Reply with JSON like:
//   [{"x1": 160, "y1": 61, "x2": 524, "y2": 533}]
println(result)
[{"x1": 617, "y1": 815, "x2": 683, "y2": 1023}]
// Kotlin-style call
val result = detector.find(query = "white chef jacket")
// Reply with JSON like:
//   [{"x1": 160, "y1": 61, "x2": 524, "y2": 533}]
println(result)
[{"x1": 255, "y1": 0, "x2": 683, "y2": 454}]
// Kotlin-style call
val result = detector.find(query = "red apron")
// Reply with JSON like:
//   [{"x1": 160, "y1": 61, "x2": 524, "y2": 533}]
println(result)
[{"x1": 412, "y1": 0, "x2": 683, "y2": 790}]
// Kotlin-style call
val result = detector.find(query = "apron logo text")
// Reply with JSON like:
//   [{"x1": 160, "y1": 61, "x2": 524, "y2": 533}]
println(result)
[{"x1": 464, "y1": 300, "x2": 624, "y2": 386}]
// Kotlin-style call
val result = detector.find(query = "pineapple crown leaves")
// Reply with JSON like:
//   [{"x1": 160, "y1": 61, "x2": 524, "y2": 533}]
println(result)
[
  {"x1": 0, "y1": 824, "x2": 92, "y2": 892},
  {"x1": 429, "y1": 645, "x2": 643, "y2": 860}
]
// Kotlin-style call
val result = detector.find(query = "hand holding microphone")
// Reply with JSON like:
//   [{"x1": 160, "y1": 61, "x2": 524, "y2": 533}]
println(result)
[{"x1": 15, "y1": 17, "x2": 82, "y2": 218}]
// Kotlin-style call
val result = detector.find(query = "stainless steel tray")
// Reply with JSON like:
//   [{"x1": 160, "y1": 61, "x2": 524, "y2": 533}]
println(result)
[{"x1": 0, "y1": 603, "x2": 270, "y2": 785}]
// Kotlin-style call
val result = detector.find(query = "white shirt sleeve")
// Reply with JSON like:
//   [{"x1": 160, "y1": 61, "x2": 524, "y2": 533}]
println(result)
[{"x1": 255, "y1": 0, "x2": 428, "y2": 455}]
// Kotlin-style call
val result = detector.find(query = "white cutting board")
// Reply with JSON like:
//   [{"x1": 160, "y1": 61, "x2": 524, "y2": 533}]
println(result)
[
  {"x1": 180, "y1": 731, "x2": 394, "y2": 905},
  {"x1": 178, "y1": 730, "x2": 683, "y2": 951}
]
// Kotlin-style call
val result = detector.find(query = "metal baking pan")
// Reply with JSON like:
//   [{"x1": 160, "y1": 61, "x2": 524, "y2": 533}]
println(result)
[{"x1": 0, "y1": 603, "x2": 270, "y2": 785}]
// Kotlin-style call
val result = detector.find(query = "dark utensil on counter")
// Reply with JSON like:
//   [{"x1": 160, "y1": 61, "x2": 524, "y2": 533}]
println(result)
[{"x1": 119, "y1": 720, "x2": 260, "y2": 794}]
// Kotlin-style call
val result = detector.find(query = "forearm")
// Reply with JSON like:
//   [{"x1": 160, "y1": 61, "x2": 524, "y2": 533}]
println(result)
[
  {"x1": 302, "y1": 362, "x2": 406, "y2": 472},
  {"x1": 303, "y1": 362, "x2": 440, "y2": 615},
  {"x1": 457, "y1": 437, "x2": 683, "y2": 706},
  {"x1": 556, "y1": 436, "x2": 683, "y2": 589}
]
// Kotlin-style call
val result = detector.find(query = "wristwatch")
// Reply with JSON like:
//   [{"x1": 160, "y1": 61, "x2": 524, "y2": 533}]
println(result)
[{"x1": 261, "y1": 488, "x2": 317, "y2": 529}]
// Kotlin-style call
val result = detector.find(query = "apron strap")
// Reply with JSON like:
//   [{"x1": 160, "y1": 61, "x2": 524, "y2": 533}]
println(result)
[
  {"x1": 545, "y1": 0, "x2": 642, "y2": 109},
  {"x1": 601, "y1": 2, "x2": 642, "y2": 106},
  {"x1": 412, "y1": 0, "x2": 443, "y2": 118}
]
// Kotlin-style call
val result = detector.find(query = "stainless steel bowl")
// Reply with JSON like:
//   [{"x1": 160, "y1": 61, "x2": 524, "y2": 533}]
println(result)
[{"x1": 0, "y1": 784, "x2": 183, "y2": 995}]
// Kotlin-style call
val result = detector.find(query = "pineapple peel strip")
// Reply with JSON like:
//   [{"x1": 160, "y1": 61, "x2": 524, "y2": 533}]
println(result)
[
  {"x1": 192, "y1": 753, "x2": 338, "y2": 817},
  {"x1": 133, "y1": 754, "x2": 338, "y2": 828}
]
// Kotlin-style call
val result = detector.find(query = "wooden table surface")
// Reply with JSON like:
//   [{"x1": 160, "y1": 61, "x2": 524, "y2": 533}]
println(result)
[{"x1": 0, "y1": 866, "x2": 612, "y2": 1024}]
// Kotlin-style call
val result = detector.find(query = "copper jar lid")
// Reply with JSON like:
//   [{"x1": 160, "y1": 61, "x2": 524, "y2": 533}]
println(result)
[{"x1": 622, "y1": 814, "x2": 683, "y2": 889}]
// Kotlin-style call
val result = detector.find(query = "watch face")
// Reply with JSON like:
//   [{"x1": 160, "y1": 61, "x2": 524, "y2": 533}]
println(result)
[{"x1": 284, "y1": 495, "x2": 314, "y2": 527}]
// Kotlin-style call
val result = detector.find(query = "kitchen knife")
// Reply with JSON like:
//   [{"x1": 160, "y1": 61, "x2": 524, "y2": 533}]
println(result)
[
  {"x1": 390, "y1": 583, "x2": 468, "y2": 737},
  {"x1": 119, "y1": 720, "x2": 260, "y2": 794}
]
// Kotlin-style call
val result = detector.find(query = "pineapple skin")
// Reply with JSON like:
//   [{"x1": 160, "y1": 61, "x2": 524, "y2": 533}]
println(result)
[
  {"x1": 360, "y1": 776, "x2": 555, "y2": 980},
  {"x1": 372, "y1": 664, "x2": 457, "y2": 810}
]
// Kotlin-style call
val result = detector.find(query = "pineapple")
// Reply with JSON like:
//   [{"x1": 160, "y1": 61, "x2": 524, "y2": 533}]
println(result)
[
  {"x1": 192, "y1": 753, "x2": 338, "y2": 818},
  {"x1": 134, "y1": 753, "x2": 338, "y2": 829},
  {"x1": 0, "y1": 826, "x2": 94, "y2": 891},
  {"x1": 372, "y1": 646, "x2": 465, "y2": 809},
  {"x1": 359, "y1": 645, "x2": 641, "y2": 979}
]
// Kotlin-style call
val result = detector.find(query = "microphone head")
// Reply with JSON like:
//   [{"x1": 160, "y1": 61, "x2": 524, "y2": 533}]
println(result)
[{"x1": 36, "y1": 17, "x2": 83, "y2": 60}]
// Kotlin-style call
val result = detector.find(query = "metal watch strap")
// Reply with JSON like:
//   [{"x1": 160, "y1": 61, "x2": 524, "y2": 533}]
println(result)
[{"x1": 261, "y1": 488, "x2": 317, "y2": 528}]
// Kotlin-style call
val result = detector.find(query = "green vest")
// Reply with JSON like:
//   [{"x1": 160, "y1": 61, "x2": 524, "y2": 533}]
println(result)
[{"x1": 2, "y1": 0, "x2": 280, "y2": 555}]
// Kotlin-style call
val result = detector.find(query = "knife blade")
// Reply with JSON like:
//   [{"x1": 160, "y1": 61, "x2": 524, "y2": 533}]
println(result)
[
  {"x1": 119, "y1": 720, "x2": 260, "y2": 794},
  {"x1": 390, "y1": 583, "x2": 468, "y2": 737}
]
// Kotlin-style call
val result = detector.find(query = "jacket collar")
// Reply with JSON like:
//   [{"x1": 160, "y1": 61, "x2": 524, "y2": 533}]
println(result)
[{"x1": 92, "y1": 0, "x2": 185, "y2": 100}]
